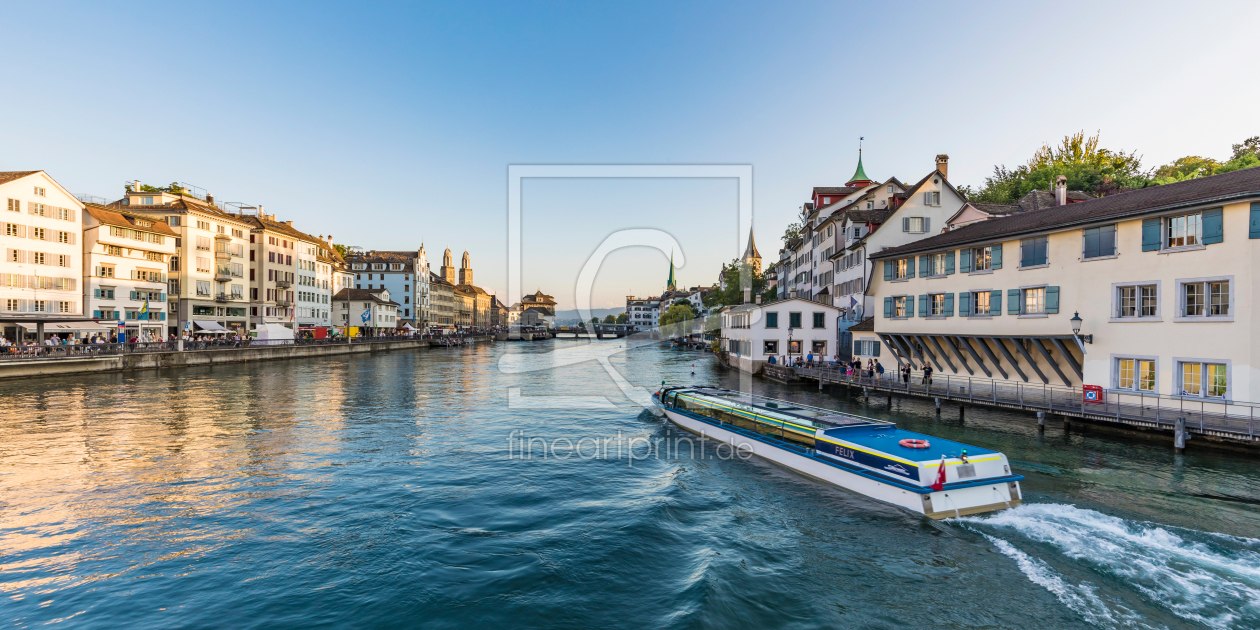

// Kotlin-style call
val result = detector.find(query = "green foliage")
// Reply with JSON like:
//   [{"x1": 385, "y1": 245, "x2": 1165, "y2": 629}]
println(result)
[
  {"x1": 602, "y1": 314, "x2": 616, "y2": 324},
  {"x1": 615, "y1": 312, "x2": 628, "y2": 324},
  {"x1": 1219, "y1": 153, "x2": 1260, "y2": 174},
  {"x1": 1231, "y1": 136, "x2": 1260, "y2": 161},
  {"x1": 590, "y1": 317, "x2": 599, "y2": 324},
  {"x1": 963, "y1": 131, "x2": 1151, "y2": 203},
  {"x1": 139, "y1": 182, "x2": 185, "y2": 194},
  {"x1": 1153, "y1": 156, "x2": 1222, "y2": 184},
  {"x1": 659, "y1": 302, "x2": 697, "y2": 327},
  {"x1": 703, "y1": 258, "x2": 767, "y2": 307},
  {"x1": 333, "y1": 244, "x2": 349, "y2": 259},
  {"x1": 781, "y1": 222, "x2": 802, "y2": 248}
]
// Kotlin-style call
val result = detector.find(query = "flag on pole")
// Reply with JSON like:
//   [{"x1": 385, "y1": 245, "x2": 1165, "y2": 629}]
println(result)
[
  {"x1": 930, "y1": 455, "x2": 947, "y2": 491},
  {"x1": 140, "y1": 297, "x2": 150, "y2": 319}
]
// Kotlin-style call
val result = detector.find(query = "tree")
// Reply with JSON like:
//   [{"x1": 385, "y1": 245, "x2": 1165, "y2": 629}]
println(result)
[
  {"x1": 590, "y1": 317, "x2": 599, "y2": 324},
  {"x1": 1231, "y1": 136, "x2": 1260, "y2": 161},
  {"x1": 659, "y1": 302, "x2": 697, "y2": 327},
  {"x1": 703, "y1": 258, "x2": 768, "y2": 308},
  {"x1": 602, "y1": 314, "x2": 616, "y2": 324},
  {"x1": 781, "y1": 222, "x2": 803, "y2": 248},
  {"x1": 616, "y1": 312, "x2": 628, "y2": 324},
  {"x1": 138, "y1": 182, "x2": 185, "y2": 194},
  {"x1": 1151, "y1": 135, "x2": 1260, "y2": 183},
  {"x1": 333, "y1": 243, "x2": 349, "y2": 259},
  {"x1": 962, "y1": 131, "x2": 1152, "y2": 203}
]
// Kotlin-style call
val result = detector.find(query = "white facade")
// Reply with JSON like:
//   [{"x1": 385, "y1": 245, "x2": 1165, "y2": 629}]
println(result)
[
  {"x1": 82, "y1": 206, "x2": 178, "y2": 336},
  {"x1": 626, "y1": 296, "x2": 661, "y2": 331},
  {"x1": 0, "y1": 171, "x2": 85, "y2": 322},
  {"x1": 720, "y1": 297, "x2": 843, "y2": 372},
  {"x1": 333, "y1": 288, "x2": 399, "y2": 330},
  {"x1": 295, "y1": 239, "x2": 323, "y2": 327}
]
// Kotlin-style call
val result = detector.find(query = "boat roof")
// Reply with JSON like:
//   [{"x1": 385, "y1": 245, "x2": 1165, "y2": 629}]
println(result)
[
  {"x1": 822, "y1": 425, "x2": 998, "y2": 463},
  {"x1": 672, "y1": 387, "x2": 891, "y2": 429}
]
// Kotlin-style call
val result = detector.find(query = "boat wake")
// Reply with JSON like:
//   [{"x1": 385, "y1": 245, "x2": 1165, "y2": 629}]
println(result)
[{"x1": 961, "y1": 504, "x2": 1260, "y2": 630}]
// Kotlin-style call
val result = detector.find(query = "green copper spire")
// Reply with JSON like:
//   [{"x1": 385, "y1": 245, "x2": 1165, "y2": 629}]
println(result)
[
  {"x1": 847, "y1": 149, "x2": 870, "y2": 185},
  {"x1": 666, "y1": 250, "x2": 677, "y2": 291}
]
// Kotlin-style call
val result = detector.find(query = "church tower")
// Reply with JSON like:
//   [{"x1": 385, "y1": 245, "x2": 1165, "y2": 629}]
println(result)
[
  {"x1": 742, "y1": 229, "x2": 762, "y2": 274},
  {"x1": 459, "y1": 250, "x2": 473, "y2": 285},
  {"x1": 441, "y1": 248, "x2": 456, "y2": 284}
]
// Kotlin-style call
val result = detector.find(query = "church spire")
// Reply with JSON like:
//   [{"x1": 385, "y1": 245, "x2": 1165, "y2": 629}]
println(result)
[
  {"x1": 846, "y1": 137, "x2": 872, "y2": 186},
  {"x1": 666, "y1": 250, "x2": 677, "y2": 292}
]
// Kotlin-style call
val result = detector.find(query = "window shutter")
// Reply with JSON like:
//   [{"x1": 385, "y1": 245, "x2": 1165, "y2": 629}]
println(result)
[
  {"x1": 1142, "y1": 218, "x2": 1161, "y2": 251},
  {"x1": 919, "y1": 255, "x2": 929, "y2": 277},
  {"x1": 93, "y1": 310, "x2": 101, "y2": 319},
  {"x1": 960, "y1": 248, "x2": 971, "y2": 273},
  {"x1": 945, "y1": 250, "x2": 955, "y2": 274},
  {"x1": 906, "y1": 296, "x2": 915, "y2": 317},
  {"x1": 943, "y1": 293, "x2": 954, "y2": 316},
  {"x1": 991, "y1": 290, "x2": 1002, "y2": 316},
  {"x1": 933, "y1": 192, "x2": 941, "y2": 205},
  {"x1": 873, "y1": 342, "x2": 880, "y2": 357},
  {"x1": 884, "y1": 297, "x2": 893, "y2": 318},
  {"x1": 991, "y1": 243, "x2": 1003, "y2": 269},
  {"x1": 923, "y1": 218, "x2": 930, "y2": 232},
  {"x1": 959, "y1": 291, "x2": 971, "y2": 317},
  {"x1": 906, "y1": 258, "x2": 915, "y2": 278},
  {"x1": 923, "y1": 192, "x2": 931, "y2": 205},
  {"x1": 854, "y1": 339, "x2": 861, "y2": 355},
  {"x1": 884, "y1": 260, "x2": 893, "y2": 281},
  {"x1": 918, "y1": 294, "x2": 928, "y2": 317},
  {"x1": 1046, "y1": 286, "x2": 1060, "y2": 313},
  {"x1": 1202, "y1": 207, "x2": 1223, "y2": 244},
  {"x1": 1008, "y1": 289, "x2": 1021, "y2": 315},
  {"x1": 1251, "y1": 203, "x2": 1260, "y2": 239},
  {"x1": 902, "y1": 217, "x2": 910, "y2": 232}
]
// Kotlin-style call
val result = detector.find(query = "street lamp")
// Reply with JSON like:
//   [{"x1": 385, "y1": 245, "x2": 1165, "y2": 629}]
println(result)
[{"x1": 1070, "y1": 311, "x2": 1093, "y2": 344}]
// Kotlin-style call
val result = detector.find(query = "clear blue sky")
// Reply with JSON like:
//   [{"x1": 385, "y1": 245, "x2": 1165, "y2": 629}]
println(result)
[{"x1": 3, "y1": 1, "x2": 1257, "y2": 308}]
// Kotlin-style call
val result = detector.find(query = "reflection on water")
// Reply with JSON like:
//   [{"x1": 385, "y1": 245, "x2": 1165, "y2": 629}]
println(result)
[{"x1": 0, "y1": 341, "x2": 1256, "y2": 629}]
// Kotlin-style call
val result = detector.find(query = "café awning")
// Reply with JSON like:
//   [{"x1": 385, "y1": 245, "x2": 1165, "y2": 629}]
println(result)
[
  {"x1": 18, "y1": 321, "x2": 112, "y2": 331},
  {"x1": 193, "y1": 320, "x2": 230, "y2": 333}
]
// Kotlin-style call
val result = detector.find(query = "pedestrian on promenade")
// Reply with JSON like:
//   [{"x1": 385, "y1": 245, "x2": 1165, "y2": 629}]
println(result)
[{"x1": 923, "y1": 363, "x2": 934, "y2": 385}]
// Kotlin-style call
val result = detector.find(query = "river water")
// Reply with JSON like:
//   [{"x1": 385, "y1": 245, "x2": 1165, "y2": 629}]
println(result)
[{"x1": 1, "y1": 340, "x2": 1257, "y2": 629}]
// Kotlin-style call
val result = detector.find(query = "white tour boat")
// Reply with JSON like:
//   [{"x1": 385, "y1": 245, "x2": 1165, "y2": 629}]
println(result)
[{"x1": 653, "y1": 386, "x2": 1022, "y2": 519}]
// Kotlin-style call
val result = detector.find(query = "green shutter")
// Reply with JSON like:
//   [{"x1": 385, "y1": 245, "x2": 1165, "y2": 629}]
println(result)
[
  {"x1": 959, "y1": 291, "x2": 971, "y2": 317},
  {"x1": 884, "y1": 260, "x2": 893, "y2": 280},
  {"x1": 943, "y1": 293, "x2": 954, "y2": 316},
  {"x1": 1203, "y1": 207, "x2": 1223, "y2": 244},
  {"x1": 1008, "y1": 289, "x2": 1021, "y2": 315},
  {"x1": 945, "y1": 250, "x2": 955, "y2": 274},
  {"x1": 884, "y1": 296, "x2": 893, "y2": 318},
  {"x1": 873, "y1": 342, "x2": 880, "y2": 357},
  {"x1": 1046, "y1": 286, "x2": 1060, "y2": 313},
  {"x1": 960, "y1": 248, "x2": 971, "y2": 273},
  {"x1": 919, "y1": 255, "x2": 929, "y2": 277},
  {"x1": 906, "y1": 257, "x2": 915, "y2": 278},
  {"x1": 1142, "y1": 218, "x2": 1161, "y2": 251},
  {"x1": 1250, "y1": 203, "x2": 1260, "y2": 239},
  {"x1": 854, "y1": 339, "x2": 861, "y2": 355},
  {"x1": 906, "y1": 296, "x2": 915, "y2": 317},
  {"x1": 919, "y1": 294, "x2": 929, "y2": 317},
  {"x1": 991, "y1": 290, "x2": 1002, "y2": 316},
  {"x1": 991, "y1": 243, "x2": 1003, "y2": 269}
]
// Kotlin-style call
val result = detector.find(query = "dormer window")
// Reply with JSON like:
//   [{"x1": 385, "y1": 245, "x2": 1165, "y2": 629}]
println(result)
[
  {"x1": 822, "y1": 197, "x2": 830, "y2": 204},
  {"x1": 866, "y1": 201, "x2": 873, "y2": 209}
]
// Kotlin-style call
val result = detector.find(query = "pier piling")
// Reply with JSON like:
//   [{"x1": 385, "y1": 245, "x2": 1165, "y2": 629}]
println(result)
[
  {"x1": 1175, "y1": 417, "x2": 1188, "y2": 453},
  {"x1": 1037, "y1": 411, "x2": 1045, "y2": 433},
  {"x1": 935, "y1": 398, "x2": 941, "y2": 414}
]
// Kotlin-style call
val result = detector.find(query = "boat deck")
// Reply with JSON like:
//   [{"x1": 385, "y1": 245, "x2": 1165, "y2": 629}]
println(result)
[{"x1": 822, "y1": 425, "x2": 998, "y2": 463}]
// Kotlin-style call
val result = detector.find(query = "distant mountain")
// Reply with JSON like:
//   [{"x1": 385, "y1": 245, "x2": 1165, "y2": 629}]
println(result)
[{"x1": 553, "y1": 308, "x2": 624, "y2": 324}]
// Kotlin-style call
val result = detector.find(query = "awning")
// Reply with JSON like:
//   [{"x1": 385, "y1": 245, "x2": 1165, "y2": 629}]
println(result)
[
  {"x1": 193, "y1": 320, "x2": 230, "y2": 333},
  {"x1": 18, "y1": 321, "x2": 113, "y2": 331},
  {"x1": 401, "y1": 323, "x2": 416, "y2": 330}
]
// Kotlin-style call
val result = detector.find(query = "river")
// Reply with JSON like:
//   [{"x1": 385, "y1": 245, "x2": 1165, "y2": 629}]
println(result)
[{"x1": 1, "y1": 340, "x2": 1257, "y2": 629}]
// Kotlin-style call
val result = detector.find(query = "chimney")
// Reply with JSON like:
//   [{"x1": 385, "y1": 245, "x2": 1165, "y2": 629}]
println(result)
[
  {"x1": 133, "y1": 180, "x2": 142, "y2": 192},
  {"x1": 1055, "y1": 175, "x2": 1068, "y2": 206},
  {"x1": 206, "y1": 193, "x2": 214, "y2": 205},
  {"x1": 755, "y1": 294, "x2": 762, "y2": 305},
  {"x1": 935, "y1": 155, "x2": 949, "y2": 179},
  {"x1": 790, "y1": 288, "x2": 798, "y2": 299},
  {"x1": 285, "y1": 220, "x2": 293, "y2": 227},
  {"x1": 743, "y1": 288, "x2": 751, "y2": 304}
]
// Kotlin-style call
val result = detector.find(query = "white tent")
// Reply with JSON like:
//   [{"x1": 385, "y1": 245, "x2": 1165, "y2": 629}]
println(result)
[{"x1": 253, "y1": 323, "x2": 294, "y2": 341}]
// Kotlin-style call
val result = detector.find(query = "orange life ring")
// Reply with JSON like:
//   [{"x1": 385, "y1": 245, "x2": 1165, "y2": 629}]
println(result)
[{"x1": 899, "y1": 438, "x2": 930, "y2": 449}]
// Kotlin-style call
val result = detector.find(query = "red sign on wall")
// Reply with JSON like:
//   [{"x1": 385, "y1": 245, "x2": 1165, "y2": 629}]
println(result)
[{"x1": 1083, "y1": 384, "x2": 1104, "y2": 404}]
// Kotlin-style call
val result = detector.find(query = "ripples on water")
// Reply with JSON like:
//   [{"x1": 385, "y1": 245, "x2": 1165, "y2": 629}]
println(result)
[{"x1": 0, "y1": 340, "x2": 1257, "y2": 629}]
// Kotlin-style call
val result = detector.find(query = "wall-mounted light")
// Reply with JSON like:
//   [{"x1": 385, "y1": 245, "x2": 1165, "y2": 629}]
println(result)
[{"x1": 1070, "y1": 311, "x2": 1093, "y2": 344}]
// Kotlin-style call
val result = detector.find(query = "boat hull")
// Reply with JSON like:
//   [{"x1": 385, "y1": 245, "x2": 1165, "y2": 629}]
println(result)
[{"x1": 659, "y1": 407, "x2": 1020, "y2": 519}]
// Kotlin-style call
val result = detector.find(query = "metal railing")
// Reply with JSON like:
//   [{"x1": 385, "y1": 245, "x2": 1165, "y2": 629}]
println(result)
[
  {"x1": 0, "y1": 335, "x2": 439, "y2": 361},
  {"x1": 794, "y1": 365, "x2": 1258, "y2": 439}
]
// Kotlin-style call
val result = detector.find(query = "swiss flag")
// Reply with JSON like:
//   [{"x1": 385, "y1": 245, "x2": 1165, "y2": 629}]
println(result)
[{"x1": 930, "y1": 455, "x2": 947, "y2": 491}]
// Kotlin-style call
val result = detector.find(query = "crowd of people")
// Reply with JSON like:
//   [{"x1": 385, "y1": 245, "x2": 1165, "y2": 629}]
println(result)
[{"x1": 765, "y1": 352, "x2": 938, "y2": 386}]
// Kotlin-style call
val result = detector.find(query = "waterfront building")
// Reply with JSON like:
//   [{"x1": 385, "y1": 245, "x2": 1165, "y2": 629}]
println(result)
[
  {"x1": 232, "y1": 211, "x2": 318, "y2": 331},
  {"x1": 860, "y1": 167, "x2": 1260, "y2": 401},
  {"x1": 110, "y1": 182, "x2": 252, "y2": 335},
  {"x1": 625, "y1": 295, "x2": 661, "y2": 331},
  {"x1": 719, "y1": 297, "x2": 842, "y2": 373},
  {"x1": 830, "y1": 156, "x2": 960, "y2": 321},
  {"x1": 946, "y1": 181, "x2": 1093, "y2": 230},
  {"x1": 345, "y1": 246, "x2": 429, "y2": 326},
  {"x1": 782, "y1": 155, "x2": 880, "y2": 302},
  {"x1": 81, "y1": 205, "x2": 177, "y2": 338},
  {"x1": 332, "y1": 287, "x2": 398, "y2": 334},
  {"x1": 429, "y1": 272, "x2": 456, "y2": 326},
  {"x1": 0, "y1": 171, "x2": 85, "y2": 334}
]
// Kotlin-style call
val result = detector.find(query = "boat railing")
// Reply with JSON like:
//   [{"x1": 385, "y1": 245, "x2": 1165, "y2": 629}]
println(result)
[{"x1": 683, "y1": 386, "x2": 890, "y2": 426}]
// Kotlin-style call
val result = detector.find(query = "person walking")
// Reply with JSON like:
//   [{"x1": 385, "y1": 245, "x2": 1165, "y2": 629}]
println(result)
[
  {"x1": 923, "y1": 363, "x2": 934, "y2": 385},
  {"x1": 875, "y1": 359, "x2": 884, "y2": 381},
  {"x1": 902, "y1": 363, "x2": 911, "y2": 385}
]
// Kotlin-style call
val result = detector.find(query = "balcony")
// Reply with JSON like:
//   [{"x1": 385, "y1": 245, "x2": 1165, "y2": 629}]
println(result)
[
  {"x1": 274, "y1": 299, "x2": 293, "y2": 308},
  {"x1": 214, "y1": 272, "x2": 233, "y2": 282},
  {"x1": 215, "y1": 293, "x2": 232, "y2": 303},
  {"x1": 275, "y1": 279, "x2": 292, "y2": 288},
  {"x1": 214, "y1": 233, "x2": 230, "y2": 241},
  {"x1": 215, "y1": 251, "x2": 231, "y2": 260}
]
